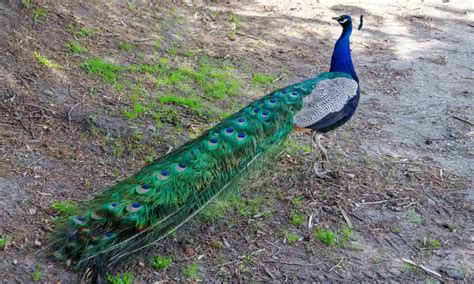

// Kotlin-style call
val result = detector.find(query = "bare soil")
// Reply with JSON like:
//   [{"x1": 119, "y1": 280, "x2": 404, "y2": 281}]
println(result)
[{"x1": 1, "y1": 0, "x2": 473, "y2": 283}]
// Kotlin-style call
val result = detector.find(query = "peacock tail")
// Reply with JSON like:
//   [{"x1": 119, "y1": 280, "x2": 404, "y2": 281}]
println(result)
[{"x1": 51, "y1": 71, "x2": 352, "y2": 278}]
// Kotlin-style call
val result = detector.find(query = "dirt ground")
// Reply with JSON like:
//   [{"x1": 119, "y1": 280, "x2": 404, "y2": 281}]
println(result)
[{"x1": 1, "y1": 0, "x2": 473, "y2": 282}]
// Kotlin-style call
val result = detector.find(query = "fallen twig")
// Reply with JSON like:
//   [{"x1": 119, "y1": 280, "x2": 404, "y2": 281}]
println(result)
[
  {"x1": 235, "y1": 31, "x2": 261, "y2": 40},
  {"x1": 68, "y1": 102, "x2": 82, "y2": 124},
  {"x1": 355, "y1": 197, "x2": 408, "y2": 206},
  {"x1": 329, "y1": 258, "x2": 344, "y2": 272},
  {"x1": 22, "y1": 157, "x2": 44, "y2": 170},
  {"x1": 401, "y1": 258, "x2": 443, "y2": 280},
  {"x1": 340, "y1": 208, "x2": 353, "y2": 229},
  {"x1": 262, "y1": 259, "x2": 321, "y2": 266},
  {"x1": 449, "y1": 113, "x2": 474, "y2": 126},
  {"x1": 272, "y1": 73, "x2": 287, "y2": 83}
]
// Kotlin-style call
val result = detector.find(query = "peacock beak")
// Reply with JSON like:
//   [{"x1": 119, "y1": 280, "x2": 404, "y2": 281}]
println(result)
[{"x1": 332, "y1": 17, "x2": 340, "y2": 21}]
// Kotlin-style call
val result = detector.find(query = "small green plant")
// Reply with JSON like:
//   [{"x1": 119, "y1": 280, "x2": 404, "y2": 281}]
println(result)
[
  {"x1": 31, "y1": 265, "x2": 42, "y2": 281},
  {"x1": 34, "y1": 51, "x2": 61, "y2": 69},
  {"x1": 314, "y1": 228, "x2": 337, "y2": 246},
  {"x1": 252, "y1": 73, "x2": 276, "y2": 86},
  {"x1": 229, "y1": 13, "x2": 243, "y2": 29},
  {"x1": 119, "y1": 42, "x2": 134, "y2": 51},
  {"x1": 160, "y1": 95, "x2": 202, "y2": 109},
  {"x1": 21, "y1": 0, "x2": 32, "y2": 8},
  {"x1": 402, "y1": 262, "x2": 422, "y2": 273},
  {"x1": 151, "y1": 255, "x2": 172, "y2": 270},
  {"x1": 154, "y1": 38, "x2": 161, "y2": 49},
  {"x1": 339, "y1": 227, "x2": 354, "y2": 246},
  {"x1": 0, "y1": 236, "x2": 11, "y2": 248},
  {"x1": 51, "y1": 201, "x2": 78, "y2": 215},
  {"x1": 111, "y1": 142, "x2": 125, "y2": 158},
  {"x1": 32, "y1": 7, "x2": 47, "y2": 22},
  {"x1": 292, "y1": 196, "x2": 303, "y2": 207},
  {"x1": 184, "y1": 49, "x2": 195, "y2": 57},
  {"x1": 106, "y1": 272, "x2": 135, "y2": 284},
  {"x1": 282, "y1": 229, "x2": 301, "y2": 244},
  {"x1": 183, "y1": 262, "x2": 199, "y2": 280},
  {"x1": 71, "y1": 26, "x2": 101, "y2": 37},
  {"x1": 406, "y1": 210, "x2": 423, "y2": 225},
  {"x1": 83, "y1": 58, "x2": 122, "y2": 84},
  {"x1": 167, "y1": 42, "x2": 179, "y2": 56},
  {"x1": 291, "y1": 211, "x2": 305, "y2": 226},
  {"x1": 64, "y1": 41, "x2": 86, "y2": 54},
  {"x1": 425, "y1": 238, "x2": 442, "y2": 248}
]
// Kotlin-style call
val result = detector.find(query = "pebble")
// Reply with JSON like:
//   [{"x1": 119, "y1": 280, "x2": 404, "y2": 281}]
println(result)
[
  {"x1": 34, "y1": 240, "x2": 42, "y2": 247},
  {"x1": 138, "y1": 261, "x2": 145, "y2": 267},
  {"x1": 12, "y1": 259, "x2": 18, "y2": 265}
]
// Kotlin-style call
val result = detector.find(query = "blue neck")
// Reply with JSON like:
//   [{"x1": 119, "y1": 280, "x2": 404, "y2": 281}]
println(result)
[{"x1": 329, "y1": 25, "x2": 358, "y2": 82}]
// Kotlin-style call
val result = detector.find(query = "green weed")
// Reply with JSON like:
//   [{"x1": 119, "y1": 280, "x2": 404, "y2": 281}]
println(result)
[
  {"x1": 183, "y1": 262, "x2": 199, "y2": 280},
  {"x1": 406, "y1": 210, "x2": 423, "y2": 225},
  {"x1": 167, "y1": 42, "x2": 179, "y2": 56},
  {"x1": 151, "y1": 106, "x2": 180, "y2": 127},
  {"x1": 154, "y1": 38, "x2": 161, "y2": 49},
  {"x1": 291, "y1": 196, "x2": 304, "y2": 207},
  {"x1": 0, "y1": 236, "x2": 11, "y2": 248},
  {"x1": 119, "y1": 42, "x2": 135, "y2": 51},
  {"x1": 252, "y1": 73, "x2": 276, "y2": 86},
  {"x1": 21, "y1": 0, "x2": 32, "y2": 8},
  {"x1": 106, "y1": 272, "x2": 135, "y2": 284},
  {"x1": 111, "y1": 142, "x2": 125, "y2": 158},
  {"x1": 64, "y1": 41, "x2": 86, "y2": 54},
  {"x1": 160, "y1": 95, "x2": 202, "y2": 109},
  {"x1": 229, "y1": 13, "x2": 243, "y2": 29},
  {"x1": 83, "y1": 58, "x2": 122, "y2": 84},
  {"x1": 51, "y1": 201, "x2": 78, "y2": 215},
  {"x1": 34, "y1": 51, "x2": 61, "y2": 69},
  {"x1": 184, "y1": 49, "x2": 195, "y2": 57},
  {"x1": 32, "y1": 7, "x2": 47, "y2": 22},
  {"x1": 425, "y1": 238, "x2": 442, "y2": 248},
  {"x1": 314, "y1": 228, "x2": 337, "y2": 246},
  {"x1": 151, "y1": 255, "x2": 172, "y2": 270},
  {"x1": 282, "y1": 229, "x2": 301, "y2": 244},
  {"x1": 291, "y1": 211, "x2": 305, "y2": 226},
  {"x1": 72, "y1": 27, "x2": 101, "y2": 37},
  {"x1": 31, "y1": 266, "x2": 42, "y2": 281}
]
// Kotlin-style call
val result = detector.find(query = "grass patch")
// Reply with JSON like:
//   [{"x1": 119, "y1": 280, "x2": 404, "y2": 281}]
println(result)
[
  {"x1": 51, "y1": 201, "x2": 78, "y2": 215},
  {"x1": 151, "y1": 255, "x2": 172, "y2": 270},
  {"x1": 183, "y1": 262, "x2": 199, "y2": 280},
  {"x1": 291, "y1": 196, "x2": 304, "y2": 207},
  {"x1": 83, "y1": 58, "x2": 122, "y2": 84},
  {"x1": 167, "y1": 42, "x2": 179, "y2": 56},
  {"x1": 0, "y1": 236, "x2": 11, "y2": 248},
  {"x1": 282, "y1": 229, "x2": 301, "y2": 244},
  {"x1": 160, "y1": 95, "x2": 202, "y2": 109},
  {"x1": 291, "y1": 211, "x2": 305, "y2": 226},
  {"x1": 252, "y1": 72, "x2": 276, "y2": 86},
  {"x1": 21, "y1": 0, "x2": 32, "y2": 8},
  {"x1": 424, "y1": 238, "x2": 442, "y2": 248},
  {"x1": 406, "y1": 209, "x2": 423, "y2": 225},
  {"x1": 31, "y1": 266, "x2": 42, "y2": 281},
  {"x1": 72, "y1": 26, "x2": 101, "y2": 37},
  {"x1": 119, "y1": 42, "x2": 135, "y2": 51},
  {"x1": 229, "y1": 13, "x2": 243, "y2": 29},
  {"x1": 34, "y1": 51, "x2": 61, "y2": 69},
  {"x1": 106, "y1": 272, "x2": 135, "y2": 284},
  {"x1": 314, "y1": 227, "x2": 355, "y2": 247},
  {"x1": 64, "y1": 41, "x2": 86, "y2": 54},
  {"x1": 151, "y1": 105, "x2": 180, "y2": 127},
  {"x1": 314, "y1": 228, "x2": 337, "y2": 246},
  {"x1": 32, "y1": 7, "x2": 47, "y2": 22}
]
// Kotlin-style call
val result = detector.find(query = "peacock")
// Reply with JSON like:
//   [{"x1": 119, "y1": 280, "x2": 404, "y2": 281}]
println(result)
[{"x1": 51, "y1": 15, "x2": 362, "y2": 282}]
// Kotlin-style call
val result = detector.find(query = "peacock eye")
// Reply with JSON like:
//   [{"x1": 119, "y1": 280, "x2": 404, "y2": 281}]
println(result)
[{"x1": 225, "y1": 127, "x2": 234, "y2": 133}]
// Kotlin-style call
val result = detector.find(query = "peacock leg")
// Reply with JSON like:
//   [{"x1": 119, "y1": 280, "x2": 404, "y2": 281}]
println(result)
[{"x1": 311, "y1": 131, "x2": 329, "y2": 176}]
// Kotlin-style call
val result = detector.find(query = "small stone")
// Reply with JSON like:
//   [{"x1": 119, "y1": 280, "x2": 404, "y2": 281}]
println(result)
[
  {"x1": 138, "y1": 261, "x2": 145, "y2": 267},
  {"x1": 13, "y1": 259, "x2": 18, "y2": 265},
  {"x1": 146, "y1": 125, "x2": 156, "y2": 133},
  {"x1": 347, "y1": 173, "x2": 355, "y2": 179},
  {"x1": 34, "y1": 240, "x2": 42, "y2": 247},
  {"x1": 29, "y1": 207, "x2": 37, "y2": 215}
]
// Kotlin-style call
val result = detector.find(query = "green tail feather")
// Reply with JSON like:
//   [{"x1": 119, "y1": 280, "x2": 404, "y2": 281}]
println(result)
[{"x1": 51, "y1": 72, "x2": 351, "y2": 276}]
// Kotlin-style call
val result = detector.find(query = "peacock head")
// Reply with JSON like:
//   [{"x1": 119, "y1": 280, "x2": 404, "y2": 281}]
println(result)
[
  {"x1": 332, "y1": 15, "x2": 352, "y2": 28},
  {"x1": 332, "y1": 15, "x2": 364, "y2": 30}
]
